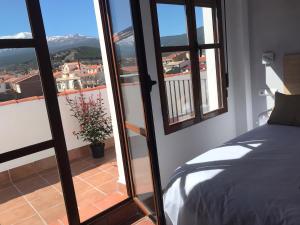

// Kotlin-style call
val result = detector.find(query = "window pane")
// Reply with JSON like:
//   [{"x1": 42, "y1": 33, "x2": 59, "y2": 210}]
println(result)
[
  {"x1": 162, "y1": 51, "x2": 195, "y2": 124},
  {"x1": 0, "y1": 48, "x2": 52, "y2": 153},
  {"x1": 109, "y1": 0, "x2": 146, "y2": 129},
  {"x1": 195, "y1": 7, "x2": 215, "y2": 45},
  {"x1": 126, "y1": 129, "x2": 155, "y2": 211},
  {"x1": 0, "y1": 149, "x2": 68, "y2": 225},
  {"x1": 109, "y1": 0, "x2": 157, "y2": 213},
  {"x1": 0, "y1": 1, "x2": 32, "y2": 38},
  {"x1": 157, "y1": 4, "x2": 189, "y2": 47},
  {"x1": 199, "y1": 49, "x2": 222, "y2": 113}
]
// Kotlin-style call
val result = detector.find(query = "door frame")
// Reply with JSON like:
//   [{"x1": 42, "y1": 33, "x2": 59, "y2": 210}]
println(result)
[
  {"x1": 96, "y1": 0, "x2": 166, "y2": 224},
  {"x1": 0, "y1": 0, "x2": 165, "y2": 224}
]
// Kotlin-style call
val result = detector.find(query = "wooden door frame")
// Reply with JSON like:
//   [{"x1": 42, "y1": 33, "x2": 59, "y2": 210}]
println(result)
[
  {"x1": 96, "y1": 0, "x2": 166, "y2": 224},
  {"x1": 0, "y1": 0, "x2": 165, "y2": 224}
]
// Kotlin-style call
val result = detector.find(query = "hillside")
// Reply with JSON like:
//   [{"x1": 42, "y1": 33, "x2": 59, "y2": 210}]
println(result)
[
  {"x1": 160, "y1": 27, "x2": 204, "y2": 46},
  {"x1": 0, "y1": 27, "x2": 205, "y2": 73},
  {"x1": 51, "y1": 46, "x2": 102, "y2": 68}
]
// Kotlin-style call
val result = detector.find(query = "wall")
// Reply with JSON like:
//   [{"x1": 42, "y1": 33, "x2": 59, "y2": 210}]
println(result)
[
  {"x1": 226, "y1": 0, "x2": 253, "y2": 133},
  {"x1": 248, "y1": 0, "x2": 300, "y2": 126},
  {"x1": 0, "y1": 88, "x2": 113, "y2": 172},
  {"x1": 140, "y1": 0, "x2": 253, "y2": 187}
]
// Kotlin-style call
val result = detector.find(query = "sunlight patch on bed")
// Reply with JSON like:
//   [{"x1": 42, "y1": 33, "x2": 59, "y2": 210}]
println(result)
[
  {"x1": 247, "y1": 143, "x2": 262, "y2": 148},
  {"x1": 185, "y1": 169, "x2": 223, "y2": 195},
  {"x1": 186, "y1": 145, "x2": 253, "y2": 165}
]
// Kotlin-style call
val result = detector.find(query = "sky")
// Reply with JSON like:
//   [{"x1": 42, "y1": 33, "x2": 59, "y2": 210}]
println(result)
[{"x1": 0, "y1": 0, "x2": 203, "y2": 37}]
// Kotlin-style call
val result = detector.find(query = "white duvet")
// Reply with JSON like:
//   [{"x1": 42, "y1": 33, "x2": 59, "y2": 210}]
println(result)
[{"x1": 164, "y1": 125, "x2": 300, "y2": 225}]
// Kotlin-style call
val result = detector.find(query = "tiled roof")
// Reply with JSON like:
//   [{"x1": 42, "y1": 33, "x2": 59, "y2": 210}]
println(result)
[
  {"x1": 8, "y1": 74, "x2": 39, "y2": 84},
  {"x1": 164, "y1": 71, "x2": 191, "y2": 78},
  {"x1": 0, "y1": 85, "x2": 107, "y2": 107}
]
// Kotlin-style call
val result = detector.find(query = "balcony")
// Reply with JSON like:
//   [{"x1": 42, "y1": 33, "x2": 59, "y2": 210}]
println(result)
[{"x1": 0, "y1": 87, "x2": 128, "y2": 224}]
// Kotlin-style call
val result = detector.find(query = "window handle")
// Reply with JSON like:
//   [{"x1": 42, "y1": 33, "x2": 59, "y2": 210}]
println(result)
[{"x1": 145, "y1": 74, "x2": 157, "y2": 93}]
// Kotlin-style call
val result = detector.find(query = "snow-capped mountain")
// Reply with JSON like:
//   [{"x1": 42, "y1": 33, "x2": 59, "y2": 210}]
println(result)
[
  {"x1": 0, "y1": 33, "x2": 100, "y2": 54},
  {"x1": 0, "y1": 32, "x2": 33, "y2": 39},
  {"x1": 0, "y1": 31, "x2": 136, "y2": 68}
]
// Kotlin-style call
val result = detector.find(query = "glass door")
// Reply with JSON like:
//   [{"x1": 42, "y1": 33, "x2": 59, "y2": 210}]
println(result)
[{"x1": 98, "y1": 0, "x2": 165, "y2": 223}]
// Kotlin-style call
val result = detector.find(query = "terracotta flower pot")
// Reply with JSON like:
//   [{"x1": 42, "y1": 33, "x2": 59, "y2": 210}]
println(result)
[{"x1": 90, "y1": 143, "x2": 105, "y2": 158}]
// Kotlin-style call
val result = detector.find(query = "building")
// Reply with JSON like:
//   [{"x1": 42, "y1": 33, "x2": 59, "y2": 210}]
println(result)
[
  {"x1": 9, "y1": 74, "x2": 43, "y2": 98},
  {"x1": 56, "y1": 62, "x2": 104, "y2": 92}
]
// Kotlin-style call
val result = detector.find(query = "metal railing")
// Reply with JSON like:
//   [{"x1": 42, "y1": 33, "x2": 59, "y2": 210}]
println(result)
[{"x1": 165, "y1": 77, "x2": 208, "y2": 124}]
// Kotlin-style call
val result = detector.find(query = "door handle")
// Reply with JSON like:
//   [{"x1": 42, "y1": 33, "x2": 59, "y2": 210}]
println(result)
[{"x1": 145, "y1": 74, "x2": 157, "y2": 92}]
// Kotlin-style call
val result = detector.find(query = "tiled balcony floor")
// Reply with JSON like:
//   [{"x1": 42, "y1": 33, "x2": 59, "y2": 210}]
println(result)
[
  {"x1": 0, "y1": 148, "x2": 127, "y2": 225},
  {"x1": 132, "y1": 217, "x2": 155, "y2": 225}
]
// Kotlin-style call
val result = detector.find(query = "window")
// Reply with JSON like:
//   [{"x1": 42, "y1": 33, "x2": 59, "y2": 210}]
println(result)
[{"x1": 151, "y1": 0, "x2": 228, "y2": 134}]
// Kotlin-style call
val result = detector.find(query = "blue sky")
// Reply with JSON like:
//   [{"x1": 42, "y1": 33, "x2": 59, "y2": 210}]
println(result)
[
  {"x1": 0, "y1": 0, "x2": 98, "y2": 37},
  {"x1": 0, "y1": 0, "x2": 203, "y2": 37},
  {"x1": 157, "y1": 4, "x2": 203, "y2": 37}
]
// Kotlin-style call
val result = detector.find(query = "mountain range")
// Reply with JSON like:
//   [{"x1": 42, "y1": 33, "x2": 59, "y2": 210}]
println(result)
[{"x1": 0, "y1": 27, "x2": 204, "y2": 72}]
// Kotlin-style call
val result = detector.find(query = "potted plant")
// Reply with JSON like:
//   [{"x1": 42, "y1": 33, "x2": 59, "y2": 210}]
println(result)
[{"x1": 66, "y1": 92, "x2": 113, "y2": 158}]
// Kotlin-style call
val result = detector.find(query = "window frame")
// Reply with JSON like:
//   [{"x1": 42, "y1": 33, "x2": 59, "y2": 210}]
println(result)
[{"x1": 150, "y1": 0, "x2": 228, "y2": 134}]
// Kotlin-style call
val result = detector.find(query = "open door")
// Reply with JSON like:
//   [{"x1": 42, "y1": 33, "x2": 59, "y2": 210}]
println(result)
[{"x1": 97, "y1": 0, "x2": 166, "y2": 224}]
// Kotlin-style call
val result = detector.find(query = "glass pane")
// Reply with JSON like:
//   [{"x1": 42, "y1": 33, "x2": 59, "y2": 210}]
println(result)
[
  {"x1": 0, "y1": 0, "x2": 32, "y2": 38},
  {"x1": 0, "y1": 149, "x2": 68, "y2": 225},
  {"x1": 162, "y1": 51, "x2": 195, "y2": 124},
  {"x1": 127, "y1": 130, "x2": 155, "y2": 211},
  {"x1": 157, "y1": 4, "x2": 189, "y2": 47},
  {"x1": 109, "y1": 0, "x2": 145, "y2": 129},
  {"x1": 0, "y1": 48, "x2": 52, "y2": 153},
  {"x1": 109, "y1": 0, "x2": 156, "y2": 214},
  {"x1": 199, "y1": 49, "x2": 222, "y2": 113},
  {"x1": 195, "y1": 7, "x2": 215, "y2": 45},
  {"x1": 40, "y1": 0, "x2": 127, "y2": 222}
]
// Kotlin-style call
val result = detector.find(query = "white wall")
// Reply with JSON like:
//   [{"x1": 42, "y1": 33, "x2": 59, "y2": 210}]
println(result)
[
  {"x1": 226, "y1": 0, "x2": 253, "y2": 134},
  {"x1": 248, "y1": 0, "x2": 300, "y2": 127},
  {"x1": 140, "y1": 0, "x2": 253, "y2": 187},
  {"x1": 0, "y1": 89, "x2": 111, "y2": 172},
  {"x1": 0, "y1": 83, "x2": 6, "y2": 93}
]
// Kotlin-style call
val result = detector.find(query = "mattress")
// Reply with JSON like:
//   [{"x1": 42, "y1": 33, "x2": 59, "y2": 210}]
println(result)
[{"x1": 164, "y1": 125, "x2": 300, "y2": 225}]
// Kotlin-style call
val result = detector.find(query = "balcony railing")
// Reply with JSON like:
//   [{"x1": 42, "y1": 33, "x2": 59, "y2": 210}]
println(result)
[{"x1": 165, "y1": 76, "x2": 208, "y2": 124}]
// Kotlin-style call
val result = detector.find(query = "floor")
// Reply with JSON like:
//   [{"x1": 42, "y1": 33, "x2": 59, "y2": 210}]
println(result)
[
  {"x1": 0, "y1": 148, "x2": 127, "y2": 225},
  {"x1": 133, "y1": 217, "x2": 155, "y2": 225}
]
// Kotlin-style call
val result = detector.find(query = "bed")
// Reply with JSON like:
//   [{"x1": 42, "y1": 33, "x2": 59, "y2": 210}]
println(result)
[
  {"x1": 164, "y1": 124, "x2": 300, "y2": 225},
  {"x1": 164, "y1": 54, "x2": 300, "y2": 225}
]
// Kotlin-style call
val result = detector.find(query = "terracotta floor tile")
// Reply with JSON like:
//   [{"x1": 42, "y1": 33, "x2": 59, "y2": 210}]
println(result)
[
  {"x1": 94, "y1": 192, "x2": 127, "y2": 212},
  {"x1": 84, "y1": 171, "x2": 114, "y2": 187},
  {"x1": 39, "y1": 169, "x2": 61, "y2": 185},
  {"x1": 0, "y1": 149, "x2": 123, "y2": 225},
  {"x1": 95, "y1": 160, "x2": 117, "y2": 171},
  {"x1": 118, "y1": 182, "x2": 128, "y2": 195},
  {"x1": 14, "y1": 214, "x2": 45, "y2": 225},
  {"x1": 77, "y1": 167, "x2": 101, "y2": 179},
  {"x1": 39, "y1": 203, "x2": 68, "y2": 225},
  {"x1": 104, "y1": 165, "x2": 119, "y2": 177},
  {"x1": 85, "y1": 152, "x2": 115, "y2": 168},
  {"x1": 78, "y1": 201, "x2": 100, "y2": 222},
  {"x1": 70, "y1": 160, "x2": 93, "y2": 176},
  {"x1": 24, "y1": 185, "x2": 58, "y2": 202},
  {"x1": 77, "y1": 189, "x2": 106, "y2": 205},
  {"x1": 9, "y1": 164, "x2": 37, "y2": 183},
  {"x1": 133, "y1": 217, "x2": 155, "y2": 225},
  {"x1": 30, "y1": 189, "x2": 64, "y2": 212},
  {"x1": 0, "y1": 185, "x2": 27, "y2": 213},
  {"x1": 0, "y1": 170, "x2": 11, "y2": 189},
  {"x1": 84, "y1": 157, "x2": 104, "y2": 167},
  {"x1": 0, "y1": 203, "x2": 36, "y2": 225},
  {"x1": 52, "y1": 182, "x2": 63, "y2": 193},
  {"x1": 73, "y1": 180, "x2": 93, "y2": 196},
  {"x1": 97, "y1": 178, "x2": 119, "y2": 195},
  {"x1": 14, "y1": 176, "x2": 49, "y2": 200}
]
